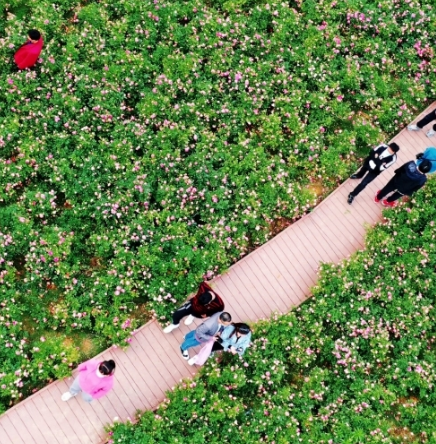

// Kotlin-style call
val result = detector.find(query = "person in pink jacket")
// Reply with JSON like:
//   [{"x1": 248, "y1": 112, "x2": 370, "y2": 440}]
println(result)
[
  {"x1": 14, "y1": 29, "x2": 44, "y2": 70},
  {"x1": 61, "y1": 359, "x2": 115, "y2": 403}
]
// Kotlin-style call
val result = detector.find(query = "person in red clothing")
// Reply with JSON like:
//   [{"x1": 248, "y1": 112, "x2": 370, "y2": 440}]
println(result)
[
  {"x1": 14, "y1": 29, "x2": 44, "y2": 70},
  {"x1": 61, "y1": 359, "x2": 115, "y2": 403},
  {"x1": 163, "y1": 282, "x2": 225, "y2": 333}
]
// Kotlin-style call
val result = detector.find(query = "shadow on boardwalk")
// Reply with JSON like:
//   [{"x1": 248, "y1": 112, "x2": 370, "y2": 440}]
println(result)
[{"x1": 1, "y1": 102, "x2": 435, "y2": 444}]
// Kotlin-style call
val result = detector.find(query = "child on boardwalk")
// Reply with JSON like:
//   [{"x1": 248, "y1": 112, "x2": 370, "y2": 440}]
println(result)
[
  {"x1": 188, "y1": 323, "x2": 252, "y2": 366},
  {"x1": 347, "y1": 142, "x2": 400, "y2": 205},
  {"x1": 62, "y1": 359, "x2": 115, "y2": 403},
  {"x1": 374, "y1": 159, "x2": 431, "y2": 208},
  {"x1": 164, "y1": 282, "x2": 224, "y2": 333},
  {"x1": 14, "y1": 29, "x2": 44, "y2": 70},
  {"x1": 180, "y1": 312, "x2": 232, "y2": 360}
]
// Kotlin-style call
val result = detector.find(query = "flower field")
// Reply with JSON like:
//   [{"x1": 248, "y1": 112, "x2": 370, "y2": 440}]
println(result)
[
  {"x1": 108, "y1": 178, "x2": 436, "y2": 443},
  {"x1": 0, "y1": 0, "x2": 435, "y2": 412}
]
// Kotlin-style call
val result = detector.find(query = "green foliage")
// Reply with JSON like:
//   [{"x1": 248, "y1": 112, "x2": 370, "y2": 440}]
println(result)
[{"x1": 1, "y1": 0, "x2": 436, "y2": 411}]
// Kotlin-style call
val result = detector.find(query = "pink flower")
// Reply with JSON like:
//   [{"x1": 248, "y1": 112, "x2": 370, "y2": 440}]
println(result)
[
  {"x1": 337, "y1": 95, "x2": 343, "y2": 101},
  {"x1": 318, "y1": 22, "x2": 327, "y2": 30}
]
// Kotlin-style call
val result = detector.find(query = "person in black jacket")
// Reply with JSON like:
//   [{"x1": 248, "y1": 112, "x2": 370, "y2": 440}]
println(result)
[
  {"x1": 374, "y1": 159, "x2": 431, "y2": 208},
  {"x1": 347, "y1": 142, "x2": 400, "y2": 205}
]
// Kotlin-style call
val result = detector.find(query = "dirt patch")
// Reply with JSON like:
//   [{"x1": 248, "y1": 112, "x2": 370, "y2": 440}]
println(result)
[
  {"x1": 306, "y1": 180, "x2": 326, "y2": 198},
  {"x1": 129, "y1": 304, "x2": 153, "y2": 325},
  {"x1": 269, "y1": 217, "x2": 293, "y2": 237}
]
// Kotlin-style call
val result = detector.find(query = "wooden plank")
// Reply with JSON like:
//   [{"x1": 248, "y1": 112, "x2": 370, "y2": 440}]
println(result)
[
  {"x1": 0, "y1": 416, "x2": 23, "y2": 444},
  {"x1": 38, "y1": 385, "x2": 88, "y2": 444},
  {"x1": 31, "y1": 391, "x2": 76, "y2": 444},
  {"x1": 309, "y1": 209, "x2": 358, "y2": 254},
  {"x1": 147, "y1": 323, "x2": 188, "y2": 384},
  {"x1": 231, "y1": 255, "x2": 288, "y2": 313},
  {"x1": 125, "y1": 339, "x2": 164, "y2": 405},
  {"x1": 293, "y1": 216, "x2": 340, "y2": 263},
  {"x1": 280, "y1": 223, "x2": 321, "y2": 279},
  {"x1": 1, "y1": 410, "x2": 36, "y2": 443},
  {"x1": 216, "y1": 275, "x2": 257, "y2": 322},
  {"x1": 134, "y1": 329, "x2": 179, "y2": 391},
  {"x1": 268, "y1": 234, "x2": 316, "y2": 291},
  {"x1": 50, "y1": 382, "x2": 99, "y2": 444},
  {"x1": 261, "y1": 240, "x2": 308, "y2": 302},
  {"x1": 311, "y1": 202, "x2": 364, "y2": 249},
  {"x1": 226, "y1": 265, "x2": 274, "y2": 317},
  {"x1": 21, "y1": 398, "x2": 64, "y2": 444},
  {"x1": 242, "y1": 249, "x2": 294, "y2": 312},
  {"x1": 112, "y1": 345, "x2": 155, "y2": 410}
]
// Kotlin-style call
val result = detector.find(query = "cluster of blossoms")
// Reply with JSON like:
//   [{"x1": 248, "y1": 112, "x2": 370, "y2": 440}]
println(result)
[{"x1": 0, "y1": 0, "x2": 435, "y2": 412}]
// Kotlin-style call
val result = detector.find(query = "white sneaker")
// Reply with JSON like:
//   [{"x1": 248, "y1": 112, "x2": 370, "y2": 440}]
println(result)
[
  {"x1": 188, "y1": 356, "x2": 198, "y2": 366},
  {"x1": 407, "y1": 124, "x2": 420, "y2": 131},
  {"x1": 61, "y1": 392, "x2": 74, "y2": 401},
  {"x1": 426, "y1": 129, "x2": 435, "y2": 137},
  {"x1": 180, "y1": 347, "x2": 190, "y2": 360},
  {"x1": 163, "y1": 324, "x2": 179, "y2": 334},
  {"x1": 184, "y1": 315, "x2": 195, "y2": 326}
]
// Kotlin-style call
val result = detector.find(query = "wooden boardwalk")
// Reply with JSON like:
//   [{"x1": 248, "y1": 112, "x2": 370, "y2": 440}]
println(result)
[{"x1": 1, "y1": 102, "x2": 435, "y2": 444}]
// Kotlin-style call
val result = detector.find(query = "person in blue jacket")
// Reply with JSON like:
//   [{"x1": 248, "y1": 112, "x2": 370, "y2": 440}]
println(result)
[
  {"x1": 416, "y1": 147, "x2": 436, "y2": 173},
  {"x1": 212, "y1": 323, "x2": 252, "y2": 356}
]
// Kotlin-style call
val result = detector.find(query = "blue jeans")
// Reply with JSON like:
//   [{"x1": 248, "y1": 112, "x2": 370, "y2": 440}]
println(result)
[
  {"x1": 181, "y1": 330, "x2": 201, "y2": 351},
  {"x1": 69, "y1": 376, "x2": 93, "y2": 403}
]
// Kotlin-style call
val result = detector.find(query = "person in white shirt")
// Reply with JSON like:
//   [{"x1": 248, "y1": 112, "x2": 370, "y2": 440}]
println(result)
[{"x1": 348, "y1": 142, "x2": 400, "y2": 205}]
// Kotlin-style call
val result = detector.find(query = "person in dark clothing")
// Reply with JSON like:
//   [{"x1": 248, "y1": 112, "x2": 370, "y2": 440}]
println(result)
[
  {"x1": 347, "y1": 142, "x2": 400, "y2": 204},
  {"x1": 408, "y1": 109, "x2": 436, "y2": 138},
  {"x1": 163, "y1": 282, "x2": 225, "y2": 333},
  {"x1": 374, "y1": 159, "x2": 431, "y2": 208}
]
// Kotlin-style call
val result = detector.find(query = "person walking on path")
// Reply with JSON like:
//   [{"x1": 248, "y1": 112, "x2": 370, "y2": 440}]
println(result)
[
  {"x1": 180, "y1": 312, "x2": 232, "y2": 360},
  {"x1": 61, "y1": 359, "x2": 115, "y2": 403},
  {"x1": 347, "y1": 142, "x2": 400, "y2": 205},
  {"x1": 188, "y1": 323, "x2": 252, "y2": 366},
  {"x1": 408, "y1": 109, "x2": 436, "y2": 137},
  {"x1": 14, "y1": 29, "x2": 44, "y2": 70},
  {"x1": 416, "y1": 147, "x2": 436, "y2": 173},
  {"x1": 164, "y1": 282, "x2": 224, "y2": 333},
  {"x1": 374, "y1": 159, "x2": 431, "y2": 208}
]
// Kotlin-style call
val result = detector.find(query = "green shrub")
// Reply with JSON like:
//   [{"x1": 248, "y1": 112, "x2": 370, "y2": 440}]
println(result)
[{"x1": 1, "y1": 0, "x2": 436, "y2": 410}]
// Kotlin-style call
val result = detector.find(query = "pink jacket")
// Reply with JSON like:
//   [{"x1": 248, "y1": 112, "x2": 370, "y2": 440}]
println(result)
[{"x1": 77, "y1": 359, "x2": 114, "y2": 399}]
